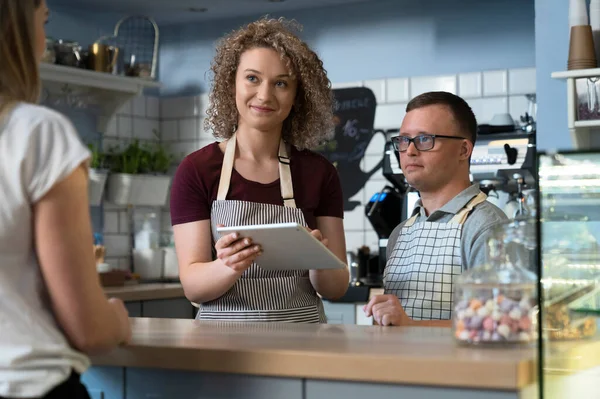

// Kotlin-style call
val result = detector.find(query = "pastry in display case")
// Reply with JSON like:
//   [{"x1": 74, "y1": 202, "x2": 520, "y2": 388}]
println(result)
[{"x1": 537, "y1": 151, "x2": 600, "y2": 399}]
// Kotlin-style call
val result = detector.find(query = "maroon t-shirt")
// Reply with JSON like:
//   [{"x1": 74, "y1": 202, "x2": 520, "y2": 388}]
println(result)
[{"x1": 170, "y1": 142, "x2": 344, "y2": 230}]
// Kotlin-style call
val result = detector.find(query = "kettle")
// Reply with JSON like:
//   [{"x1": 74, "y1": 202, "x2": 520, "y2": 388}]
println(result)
[{"x1": 88, "y1": 36, "x2": 123, "y2": 75}]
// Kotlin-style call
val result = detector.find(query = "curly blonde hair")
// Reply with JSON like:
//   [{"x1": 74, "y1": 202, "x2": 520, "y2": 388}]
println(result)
[{"x1": 204, "y1": 17, "x2": 334, "y2": 150}]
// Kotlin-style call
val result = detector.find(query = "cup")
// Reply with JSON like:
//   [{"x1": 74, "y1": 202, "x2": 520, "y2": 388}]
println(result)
[
  {"x1": 569, "y1": 0, "x2": 589, "y2": 28},
  {"x1": 568, "y1": 25, "x2": 598, "y2": 70}
]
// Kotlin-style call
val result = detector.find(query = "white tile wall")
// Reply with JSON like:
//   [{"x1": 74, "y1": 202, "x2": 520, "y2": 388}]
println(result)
[
  {"x1": 386, "y1": 78, "x2": 410, "y2": 103},
  {"x1": 363, "y1": 79, "x2": 386, "y2": 105},
  {"x1": 508, "y1": 68, "x2": 536, "y2": 95},
  {"x1": 483, "y1": 70, "x2": 508, "y2": 96},
  {"x1": 458, "y1": 72, "x2": 482, "y2": 99},
  {"x1": 410, "y1": 75, "x2": 457, "y2": 97}
]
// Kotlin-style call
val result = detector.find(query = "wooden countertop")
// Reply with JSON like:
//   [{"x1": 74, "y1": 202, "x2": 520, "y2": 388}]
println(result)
[
  {"x1": 104, "y1": 283, "x2": 185, "y2": 302},
  {"x1": 91, "y1": 318, "x2": 537, "y2": 390}
]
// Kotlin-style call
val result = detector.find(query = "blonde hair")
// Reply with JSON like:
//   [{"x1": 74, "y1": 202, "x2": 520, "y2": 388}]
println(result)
[
  {"x1": 0, "y1": 0, "x2": 42, "y2": 109},
  {"x1": 205, "y1": 17, "x2": 335, "y2": 150}
]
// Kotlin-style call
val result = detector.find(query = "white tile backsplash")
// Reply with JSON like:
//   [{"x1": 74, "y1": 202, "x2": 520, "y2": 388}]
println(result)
[
  {"x1": 386, "y1": 78, "x2": 410, "y2": 103},
  {"x1": 160, "y1": 120, "x2": 179, "y2": 142},
  {"x1": 374, "y1": 103, "x2": 406, "y2": 130},
  {"x1": 345, "y1": 231, "x2": 366, "y2": 253},
  {"x1": 458, "y1": 72, "x2": 482, "y2": 99},
  {"x1": 117, "y1": 99, "x2": 132, "y2": 116},
  {"x1": 410, "y1": 75, "x2": 457, "y2": 98},
  {"x1": 508, "y1": 68, "x2": 536, "y2": 95},
  {"x1": 508, "y1": 95, "x2": 530, "y2": 123},
  {"x1": 363, "y1": 79, "x2": 386, "y2": 105},
  {"x1": 119, "y1": 211, "x2": 129, "y2": 233},
  {"x1": 102, "y1": 116, "x2": 117, "y2": 136},
  {"x1": 343, "y1": 198, "x2": 366, "y2": 231},
  {"x1": 179, "y1": 118, "x2": 198, "y2": 141},
  {"x1": 132, "y1": 96, "x2": 146, "y2": 117},
  {"x1": 117, "y1": 116, "x2": 132, "y2": 138},
  {"x1": 146, "y1": 96, "x2": 160, "y2": 119},
  {"x1": 161, "y1": 96, "x2": 200, "y2": 119},
  {"x1": 133, "y1": 118, "x2": 159, "y2": 141},
  {"x1": 483, "y1": 70, "x2": 508, "y2": 96},
  {"x1": 104, "y1": 212, "x2": 119, "y2": 234},
  {"x1": 468, "y1": 97, "x2": 509, "y2": 124},
  {"x1": 332, "y1": 81, "x2": 363, "y2": 89}
]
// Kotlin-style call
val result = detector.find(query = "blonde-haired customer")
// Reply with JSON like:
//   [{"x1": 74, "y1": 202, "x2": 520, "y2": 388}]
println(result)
[
  {"x1": 0, "y1": 1, "x2": 131, "y2": 398},
  {"x1": 170, "y1": 17, "x2": 349, "y2": 322}
]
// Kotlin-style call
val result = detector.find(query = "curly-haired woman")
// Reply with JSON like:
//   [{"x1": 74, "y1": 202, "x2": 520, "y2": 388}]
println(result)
[{"x1": 170, "y1": 17, "x2": 349, "y2": 323}]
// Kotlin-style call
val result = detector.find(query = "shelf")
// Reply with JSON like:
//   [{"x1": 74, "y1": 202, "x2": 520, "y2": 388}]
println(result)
[
  {"x1": 552, "y1": 68, "x2": 600, "y2": 80},
  {"x1": 39, "y1": 63, "x2": 161, "y2": 132},
  {"x1": 40, "y1": 63, "x2": 160, "y2": 93},
  {"x1": 574, "y1": 120, "x2": 600, "y2": 128}
]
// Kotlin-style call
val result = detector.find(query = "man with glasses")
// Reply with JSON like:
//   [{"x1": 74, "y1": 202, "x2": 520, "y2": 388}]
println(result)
[{"x1": 364, "y1": 91, "x2": 507, "y2": 327}]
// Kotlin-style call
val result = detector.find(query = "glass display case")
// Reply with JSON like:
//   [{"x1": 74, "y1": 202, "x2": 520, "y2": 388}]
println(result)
[{"x1": 537, "y1": 151, "x2": 600, "y2": 399}]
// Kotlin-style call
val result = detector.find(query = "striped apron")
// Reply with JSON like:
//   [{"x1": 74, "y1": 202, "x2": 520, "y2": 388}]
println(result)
[
  {"x1": 384, "y1": 192, "x2": 487, "y2": 320},
  {"x1": 196, "y1": 132, "x2": 326, "y2": 323}
]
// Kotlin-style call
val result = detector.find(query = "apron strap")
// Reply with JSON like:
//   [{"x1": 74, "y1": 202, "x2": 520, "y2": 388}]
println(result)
[
  {"x1": 278, "y1": 139, "x2": 296, "y2": 208},
  {"x1": 449, "y1": 191, "x2": 487, "y2": 225},
  {"x1": 216, "y1": 132, "x2": 237, "y2": 201},
  {"x1": 404, "y1": 213, "x2": 419, "y2": 227},
  {"x1": 216, "y1": 132, "x2": 297, "y2": 208}
]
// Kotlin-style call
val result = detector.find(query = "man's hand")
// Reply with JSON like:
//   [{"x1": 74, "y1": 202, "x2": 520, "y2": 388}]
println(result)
[{"x1": 363, "y1": 294, "x2": 410, "y2": 326}]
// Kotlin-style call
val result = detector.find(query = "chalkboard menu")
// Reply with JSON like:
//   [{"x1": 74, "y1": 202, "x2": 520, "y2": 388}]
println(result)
[{"x1": 316, "y1": 87, "x2": 383, "y2": 211}]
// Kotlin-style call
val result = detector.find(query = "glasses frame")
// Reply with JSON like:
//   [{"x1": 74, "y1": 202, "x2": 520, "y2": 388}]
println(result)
[{"x1": 391, "y1": 134, "x2": 467, "y2": 152}]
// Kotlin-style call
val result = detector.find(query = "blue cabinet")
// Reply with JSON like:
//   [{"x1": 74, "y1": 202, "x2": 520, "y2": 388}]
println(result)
[
  {"x1": 305, "y1": 380, "x2": 520, "y2": 399},
  {"x1": 125, "y1": 368, "x2": 303, "y2": 399},
  {"x1": 81, "y1": 366, "x2": 124, "y2": 399}
]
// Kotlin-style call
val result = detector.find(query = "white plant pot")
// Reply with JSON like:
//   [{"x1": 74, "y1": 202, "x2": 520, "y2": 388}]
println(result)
[
  {"x1": 106, "y1": 173, "x2": 172, "y2": 206},
  {"x1": 89, "y1": 168, "x2": 108, "y2": 206}
]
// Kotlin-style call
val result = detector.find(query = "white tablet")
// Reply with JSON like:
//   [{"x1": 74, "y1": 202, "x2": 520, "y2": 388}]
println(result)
[{"x1": 216, "y1": 222, "x2": 347, "y2": 271}]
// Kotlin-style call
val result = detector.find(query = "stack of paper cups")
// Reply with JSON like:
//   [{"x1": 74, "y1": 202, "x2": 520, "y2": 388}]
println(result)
[
  {"x1": 568, "y1": 0, "x2": 597, "y2": 70},
  {"x1": 570, "y1": 0, "x2": 589, "y2": 27}
]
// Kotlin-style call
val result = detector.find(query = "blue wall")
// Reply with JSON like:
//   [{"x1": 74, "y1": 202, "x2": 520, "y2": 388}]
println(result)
[
  {"x1": 534, "y1": 0, "x2": 570, "y2": 151},
  {"x1": 158, "y1": 0, "x2": 536, "y2": 96}
]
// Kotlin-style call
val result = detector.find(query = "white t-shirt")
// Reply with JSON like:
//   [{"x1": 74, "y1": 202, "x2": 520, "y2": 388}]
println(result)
[{"x1": 0, "y1": 102, "x2": 91, "y2": 397}]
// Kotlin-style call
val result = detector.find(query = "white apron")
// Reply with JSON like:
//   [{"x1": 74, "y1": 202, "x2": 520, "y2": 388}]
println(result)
[
  {"x1": 383, "y1": 192, "x2": 487, "y2": 320},
  {"x1": 196, "y1": 132, "x2": 326, "y2": 323}
]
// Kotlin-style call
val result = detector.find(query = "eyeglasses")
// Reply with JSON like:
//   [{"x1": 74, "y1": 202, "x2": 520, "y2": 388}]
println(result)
[{"x1": 391, "y1": 134, "x2": 466, "y2": 152}]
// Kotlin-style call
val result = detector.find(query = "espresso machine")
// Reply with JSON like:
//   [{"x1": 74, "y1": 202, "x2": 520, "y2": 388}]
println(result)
[{"x1": 364, "y1": 129, "x2": 407, "y2": 281}]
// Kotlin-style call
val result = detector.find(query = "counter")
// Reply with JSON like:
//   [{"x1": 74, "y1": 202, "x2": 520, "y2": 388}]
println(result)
[
  {"x1": 104, "y1": 283, "x2": 185, "y2": 302},
  {"x1": 82, "y1": 318, "x2": 538, "y2": 399}
]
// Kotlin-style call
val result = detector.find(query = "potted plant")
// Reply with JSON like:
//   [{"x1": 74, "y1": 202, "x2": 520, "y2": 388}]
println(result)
[
  {"x1": 88, "y1": 142, "x2": 109, "y2": 206},
  {"x1": 105, "y1": 130, "x2": 175, "y2": 206}
]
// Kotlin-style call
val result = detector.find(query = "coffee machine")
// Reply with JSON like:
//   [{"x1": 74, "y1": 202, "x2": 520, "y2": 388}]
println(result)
[{"x1": 364, "y1": 129, "x2": 408, "y2": 280}]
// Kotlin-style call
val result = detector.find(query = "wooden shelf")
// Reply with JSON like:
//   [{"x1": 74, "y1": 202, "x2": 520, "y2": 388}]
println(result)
[
  {"x1": 552, "y1": 68, "x2": 600, "y2": 80},
  {"x1": 39, "y1": 63, "x2": 161, "y2": 132}
]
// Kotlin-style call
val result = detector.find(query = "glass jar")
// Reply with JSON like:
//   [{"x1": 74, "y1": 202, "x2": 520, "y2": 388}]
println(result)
[{"x1": 453, "y1": 218, "x2": 538, "y2": 346}]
